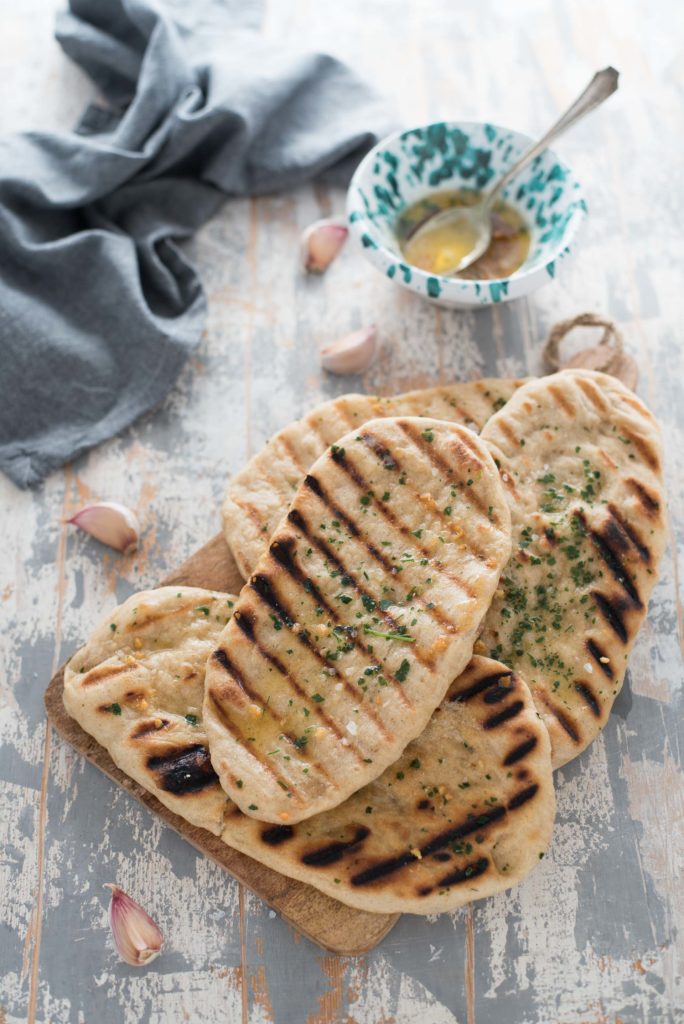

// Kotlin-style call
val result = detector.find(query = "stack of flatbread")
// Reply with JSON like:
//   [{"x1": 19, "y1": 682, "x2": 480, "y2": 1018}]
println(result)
[{"x1": 63, "y1": 369, "x2": 666, "y2": 915}]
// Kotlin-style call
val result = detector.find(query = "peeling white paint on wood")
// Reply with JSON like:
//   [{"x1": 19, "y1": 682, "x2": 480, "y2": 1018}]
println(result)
[{"x1": 1, "y1": 0, "x2": 683, "y2": 1021}]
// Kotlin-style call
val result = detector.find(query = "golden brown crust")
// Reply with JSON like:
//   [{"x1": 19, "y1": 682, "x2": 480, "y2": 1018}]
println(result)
[
  {"x1": 219, "y1": 656, "x2": 555, "y2": 914},
  {"x1": 205, "y1": 416, "x2": 512, "y2": 823},
  {"x1": 64, "y1": 614, "x2": 555, "y2": 914},
  {"x1": 222, "y1": 379, "x2": 524, "y2": 580},
  {"x1": 63, "y1": 587, "x2": 238, "y2": 835},
  {"x1": 479, "y1": 369, "x2": 666, "y2": 767}
]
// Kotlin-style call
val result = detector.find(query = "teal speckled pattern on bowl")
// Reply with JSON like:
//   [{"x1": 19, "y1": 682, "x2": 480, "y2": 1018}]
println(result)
[{"x1": 346, "y1": 121, "x2": 587, "y2": 308}]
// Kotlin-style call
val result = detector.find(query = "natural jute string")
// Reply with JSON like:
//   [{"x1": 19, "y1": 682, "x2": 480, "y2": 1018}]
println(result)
[{"x1": 542, "y1": 312, "x2": 624, "y2": 373}]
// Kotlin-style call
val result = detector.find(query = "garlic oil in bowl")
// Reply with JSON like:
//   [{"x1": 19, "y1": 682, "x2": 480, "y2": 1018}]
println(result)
[
  {"x1": 397, "y1": 190, "x2": 530, "y2": 280},
  {"x1": 346, "y1": 121, "x2": 587, "y2": 308}
]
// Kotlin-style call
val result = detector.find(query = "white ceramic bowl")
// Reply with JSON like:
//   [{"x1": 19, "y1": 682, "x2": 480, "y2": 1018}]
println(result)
[{"x1": 346, "y1": 120, "x2": 587, "y2": 308}]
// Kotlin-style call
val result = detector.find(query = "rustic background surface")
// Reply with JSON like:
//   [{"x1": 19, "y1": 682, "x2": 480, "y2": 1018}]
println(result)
[{"x1": 1, "y1": 1, "x2": 682, "y2": 1021}]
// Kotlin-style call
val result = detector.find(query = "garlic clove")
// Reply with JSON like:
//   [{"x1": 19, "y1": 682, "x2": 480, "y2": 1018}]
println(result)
[
  {"x1": 65, "y1": 502, "x2": 140, "y2": 554},
  {"x1": 105, "y1": 884, "x2": 163, "y2": 967},
  {"x1": 320, "y1": 326, "x2": 378, "y2": 375},
  {"x1": 301, "y1": 218, "x2": 348, "y2": 273}
]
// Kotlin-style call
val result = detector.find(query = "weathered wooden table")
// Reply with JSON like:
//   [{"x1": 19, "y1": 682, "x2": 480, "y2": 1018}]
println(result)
[{"x1": 1, "y1": 1, "x2": 682, "y2": 1021}]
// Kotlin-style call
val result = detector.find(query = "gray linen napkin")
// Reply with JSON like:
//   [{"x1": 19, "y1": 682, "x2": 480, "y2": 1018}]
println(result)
[{"x1": 0, "y1": 0, "x2": 393, "y2": 488}]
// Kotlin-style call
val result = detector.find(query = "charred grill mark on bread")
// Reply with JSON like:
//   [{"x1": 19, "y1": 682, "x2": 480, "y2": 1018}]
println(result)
[
  {"x1": 394, "y1": 421, "x2": 493, "y2": 520},
  {"x1": 606, "y1": 504, "x2": 651, "y2": 563},
  {"x1": 546, "y1": 383, "x2": 576, "y2": 417},
  {"x1": 260, "y1": 825, "x2": 295, "y2": 846},
  {"x1": 627, "y1": 477, "x2": 660, "y2": 514},
  {"x1": 536, "y1": 693, "x2": 581, "y2": 744},
  {"x1": 506, "y1": 783, "x2": 539, "y2": 810},
  {"x1": 574, "y1": 681, "x2": 602, "y2": 718},
  {"x1": 344, "y1": 430, "x2": 499, "y2": 552},
  {"x1": 483, "y1": 701, "x2": 525, "y2": 730},
  {"x1": 591, "y1": 591, "x2": 630, "y2": 643},
  {"x1": 618, "y1": 430, "x2": 660, "y2": 471},
  {"x1": 301, "y1": 826, "x2": 371, "y2": 867},
  {"x1": 146, "y1": 744, "x2": 218, "y2": 795},
  {"x1": 503, "y1": 736, "x2": 538, "y2": 765},
  {"x1": 81, "y1": 663, "x2": 131, "y2": 687},
  {"x1": 586, "y1": 638, "x2": 614, "y2": 678},
  {"x1": 575, "y1": 375, "x2": 611, "y2": 414},
  {"x1": 207, "y1": 689, "x2": 312, "y2": 799},
  {"x1": 450, "y1": 669, "x2": 514, "y2": 702},
  {"x1": 229, "y1": 608, "x2": 370, "y2": 764},
  {"x1": 245, "y1": 562, "x2": 396, "y2": 736},
  {"x1": 288, "y1": 503, "x2": 429, "y2": 679},
  {"x1": 298, "y1": 468, "x2": 475, "y2": 617}
]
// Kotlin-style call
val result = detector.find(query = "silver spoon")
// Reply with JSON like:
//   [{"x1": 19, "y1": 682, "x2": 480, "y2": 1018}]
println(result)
[{"x1": 408, "y1": 67, "x2": 619, "y2": 275}]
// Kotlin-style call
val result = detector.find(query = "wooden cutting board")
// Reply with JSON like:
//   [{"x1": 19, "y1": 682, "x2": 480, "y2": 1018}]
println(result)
[{"x1": 44, "y1": 532, "x2": 399, "y2": 955}]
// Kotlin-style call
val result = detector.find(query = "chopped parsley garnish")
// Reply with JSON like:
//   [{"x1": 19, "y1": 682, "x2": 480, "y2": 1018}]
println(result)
[
  {"x1": 395, "y1": 659, "x2": 411, "y2": 682},
  {"x1": 311, "y1": 693, "x2": 325, "y2": 703},
  {"x1": 185, "y1": 714, "x2": 198, "y2": 726},
  {"x1": 363, "y1": 626, "x2": 414, "y2": 643},
  {"x1": 195, "y1": 606, "x2": 210, "y2": 616},
  {"x1": 421, "y1": 429, "x2": 434, "y2": 442},
  {"x1": 105, "y1": 703, "x2": 122, "y2": 715}
]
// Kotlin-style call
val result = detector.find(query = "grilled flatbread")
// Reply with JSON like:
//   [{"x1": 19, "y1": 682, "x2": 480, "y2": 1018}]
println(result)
[
  {"x1": 64, "y1": 608, "x2": 555, "y2": 913},
  {"x1": 221, "y1": 656, "x2": 555, "y2": 914},
  {"x1": 479, "y1": 369, "x2": 666, "y2": 767},
  {"x1": 63, "y1": 587, "x2": 238, "y2": 835},
  {"x1": 204, "y1": 416, "x2": 512, "y2": 823},
  {"x1": 223, "y1": 379, "x2": 523, "y2": 580}
]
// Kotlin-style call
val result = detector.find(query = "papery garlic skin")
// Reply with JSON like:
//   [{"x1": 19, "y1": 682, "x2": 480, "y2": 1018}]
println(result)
[
  {"x1": 105, "y1": 884, "x2": 163, "y2": 967},
  {"x1": 320, "y1": 326, "x2": 378, "y2": 375},
  {"x1": 301, "y1": 218, "x2": 348, "y2": 273},
  {"x1": 66, "y1": 502, "x2": 140, "y2": 554}
]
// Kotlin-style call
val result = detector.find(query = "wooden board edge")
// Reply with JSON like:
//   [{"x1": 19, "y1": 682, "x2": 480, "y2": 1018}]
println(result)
[
  {"x1": 45, "y1": 667, "x2": 399, "y2": 956},
  {"x1": 161, "y1": 532, "x2": 246, "y2": 593}
]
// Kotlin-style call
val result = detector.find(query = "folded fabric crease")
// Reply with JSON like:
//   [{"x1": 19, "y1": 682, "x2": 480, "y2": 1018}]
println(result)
[{"x1": 0, "y1": 0, "x2": 393, "y2": 488}]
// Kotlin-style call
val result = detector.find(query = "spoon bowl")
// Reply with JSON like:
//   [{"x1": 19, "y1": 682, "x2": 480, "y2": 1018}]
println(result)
[
  {"x1": 402, "y1": 67, "x2": 618, "y2": 278},
  {"x1": 347, "y1": 121, "x2": 588, "y2": 308},
  {"x1": 403, "y1": 202, "x2": 492, "y2": 275}
]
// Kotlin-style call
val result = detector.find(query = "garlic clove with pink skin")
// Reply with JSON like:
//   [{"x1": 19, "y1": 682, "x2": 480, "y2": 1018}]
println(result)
[
  {"x1": 105, "y1": 884, "x2": 163, "y2": 967},
  {"x1": 320, "y1": 326, "x2": 378, "y2": 375},
  {"x1": 301, "y1": 218, "x2": 348, "y2": 273},
  {"x1": 65, "y1": 502, "x2": 140, "y2": 554}
]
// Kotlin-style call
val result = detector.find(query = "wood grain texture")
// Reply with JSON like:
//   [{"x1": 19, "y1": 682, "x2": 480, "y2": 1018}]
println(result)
[{"x1": 1, "y1": 0, "x2": 683, "y2": 1022}]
